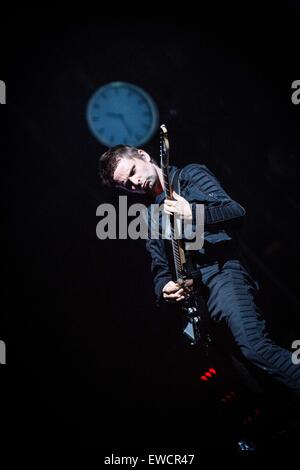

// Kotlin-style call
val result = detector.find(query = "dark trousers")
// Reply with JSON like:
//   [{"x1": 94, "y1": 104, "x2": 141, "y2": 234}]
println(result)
[{"x1": 199, "y1": 259, "x2": 300, "y2": 398}]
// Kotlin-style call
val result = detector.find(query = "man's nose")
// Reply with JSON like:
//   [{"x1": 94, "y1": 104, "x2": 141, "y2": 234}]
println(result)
[{"x1": 131, "y1": 176, "x2": 141, "y2": 188}]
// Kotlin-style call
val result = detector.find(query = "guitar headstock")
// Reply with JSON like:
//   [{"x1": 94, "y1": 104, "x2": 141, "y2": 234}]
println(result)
[{"x1": 160, "y1": 124, "x2": 170, "y2": 169}]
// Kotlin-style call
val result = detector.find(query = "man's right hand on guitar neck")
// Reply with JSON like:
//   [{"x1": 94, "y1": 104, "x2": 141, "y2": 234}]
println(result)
[{"x1": 162, "y1": 279, "x2": 193, "y2": 302}]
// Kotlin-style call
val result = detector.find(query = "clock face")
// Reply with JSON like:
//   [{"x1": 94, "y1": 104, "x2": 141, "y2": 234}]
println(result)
[{"x1": 86, "y1": 81, "x2": 159, "y2": 147}]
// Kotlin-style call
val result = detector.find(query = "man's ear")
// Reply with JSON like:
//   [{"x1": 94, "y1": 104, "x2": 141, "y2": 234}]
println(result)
[{"x1": 138, "y1": 149, "x2": 151, "y2": 162}]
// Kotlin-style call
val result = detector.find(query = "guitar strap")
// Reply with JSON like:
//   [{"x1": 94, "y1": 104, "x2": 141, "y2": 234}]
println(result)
[{"x1": 170, "y1": 168, "x2": 183, "y2": 196}]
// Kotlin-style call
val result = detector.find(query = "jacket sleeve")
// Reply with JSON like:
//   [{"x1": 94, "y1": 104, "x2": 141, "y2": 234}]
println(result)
[
  {"x1": 180, "y1": 164, "x2": 246, "y2": 228},
  {"x1": 145, "y1": 237, "x2": 172, "y2": 305}
]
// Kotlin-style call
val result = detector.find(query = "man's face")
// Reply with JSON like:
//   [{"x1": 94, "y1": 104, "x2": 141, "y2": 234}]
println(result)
[{"x1": 113, "y1": 152, "x2": 162, "y2": 196}]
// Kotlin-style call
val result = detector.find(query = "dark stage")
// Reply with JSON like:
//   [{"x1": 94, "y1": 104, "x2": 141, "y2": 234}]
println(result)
[{"x1": 1, "y1": 7, "x2": 300, "y2": 458}]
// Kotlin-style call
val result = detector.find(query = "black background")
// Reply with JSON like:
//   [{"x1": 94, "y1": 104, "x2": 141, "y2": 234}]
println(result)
[{"x1": 1, "y1": 6, "x2": 300, "y2": 454}]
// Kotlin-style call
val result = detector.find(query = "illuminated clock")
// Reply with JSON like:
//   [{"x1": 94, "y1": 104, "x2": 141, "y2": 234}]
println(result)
[{"x1": 86, "y1": 81, "x2": 159, "y2": 147}]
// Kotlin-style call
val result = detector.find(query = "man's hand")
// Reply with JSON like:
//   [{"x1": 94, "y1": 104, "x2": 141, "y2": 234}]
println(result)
[
  {"x1": 162, "y1": 279, "x2": 193, "y2": 302},
  {"x1": 164, "y1": 191, "x2": 192, "y2": 220}
]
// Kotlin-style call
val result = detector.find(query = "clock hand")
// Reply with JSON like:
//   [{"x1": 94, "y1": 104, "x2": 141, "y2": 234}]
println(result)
[
  {"x1": 106, "y1": 112, "x2": 122, "y2": 118},
  {"x1": 119, "y1": 115, "x2": 132, "y2": 136},
  {"x1": 106, "y1": 112, "x2": 132, "y2": 136}
]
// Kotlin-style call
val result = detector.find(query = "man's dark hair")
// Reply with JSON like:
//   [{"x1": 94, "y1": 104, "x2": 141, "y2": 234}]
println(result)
[
  {"x1": 99, "y1": 144, "x2": 157, "y2": 187},
  {"x1": 98, "y1": 145, "x2": 141, "y2": 187}
]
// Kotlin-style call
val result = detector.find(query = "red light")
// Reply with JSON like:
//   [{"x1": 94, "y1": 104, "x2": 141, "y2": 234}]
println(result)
[
  {"x1": 205, "y1": 372, "x2": 212, "y2": 378},
  {"x1": 200, "y1": 375, "x2": 208, "y2": 381},
  {"x1": 209, "y1": 368, "x2": 217, "y2": 375}
]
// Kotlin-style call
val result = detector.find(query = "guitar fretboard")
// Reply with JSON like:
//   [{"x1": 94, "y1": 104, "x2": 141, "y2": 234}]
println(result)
[{"x1": 160, "y1": 135, "x2": 184, "y2": 280}]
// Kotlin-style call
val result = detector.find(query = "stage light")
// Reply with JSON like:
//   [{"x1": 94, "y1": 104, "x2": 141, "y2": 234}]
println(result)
[{"x1": 199, "y1": 367, "x2": 218, "y2": 383}]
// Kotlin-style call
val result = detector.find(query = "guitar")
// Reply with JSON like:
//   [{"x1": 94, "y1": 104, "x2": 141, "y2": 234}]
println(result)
[
  {"x1": 159, "y1": 127, "x2": 263, "y2": 416},
  {"x1": 160, "y1": 124, "x2": 211, "y2": 348}
]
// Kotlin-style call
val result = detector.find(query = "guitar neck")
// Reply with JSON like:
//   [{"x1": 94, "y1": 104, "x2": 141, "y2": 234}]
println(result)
[
  {"x1": 160, "y1": 124, "x2": 186, "y2": 280},
  {"x1": 161, "y1": 165, "x2": 186, "y2": 280},
  {"x1": 161, "y1": 166, "x2": 172, "y2": 199}
]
